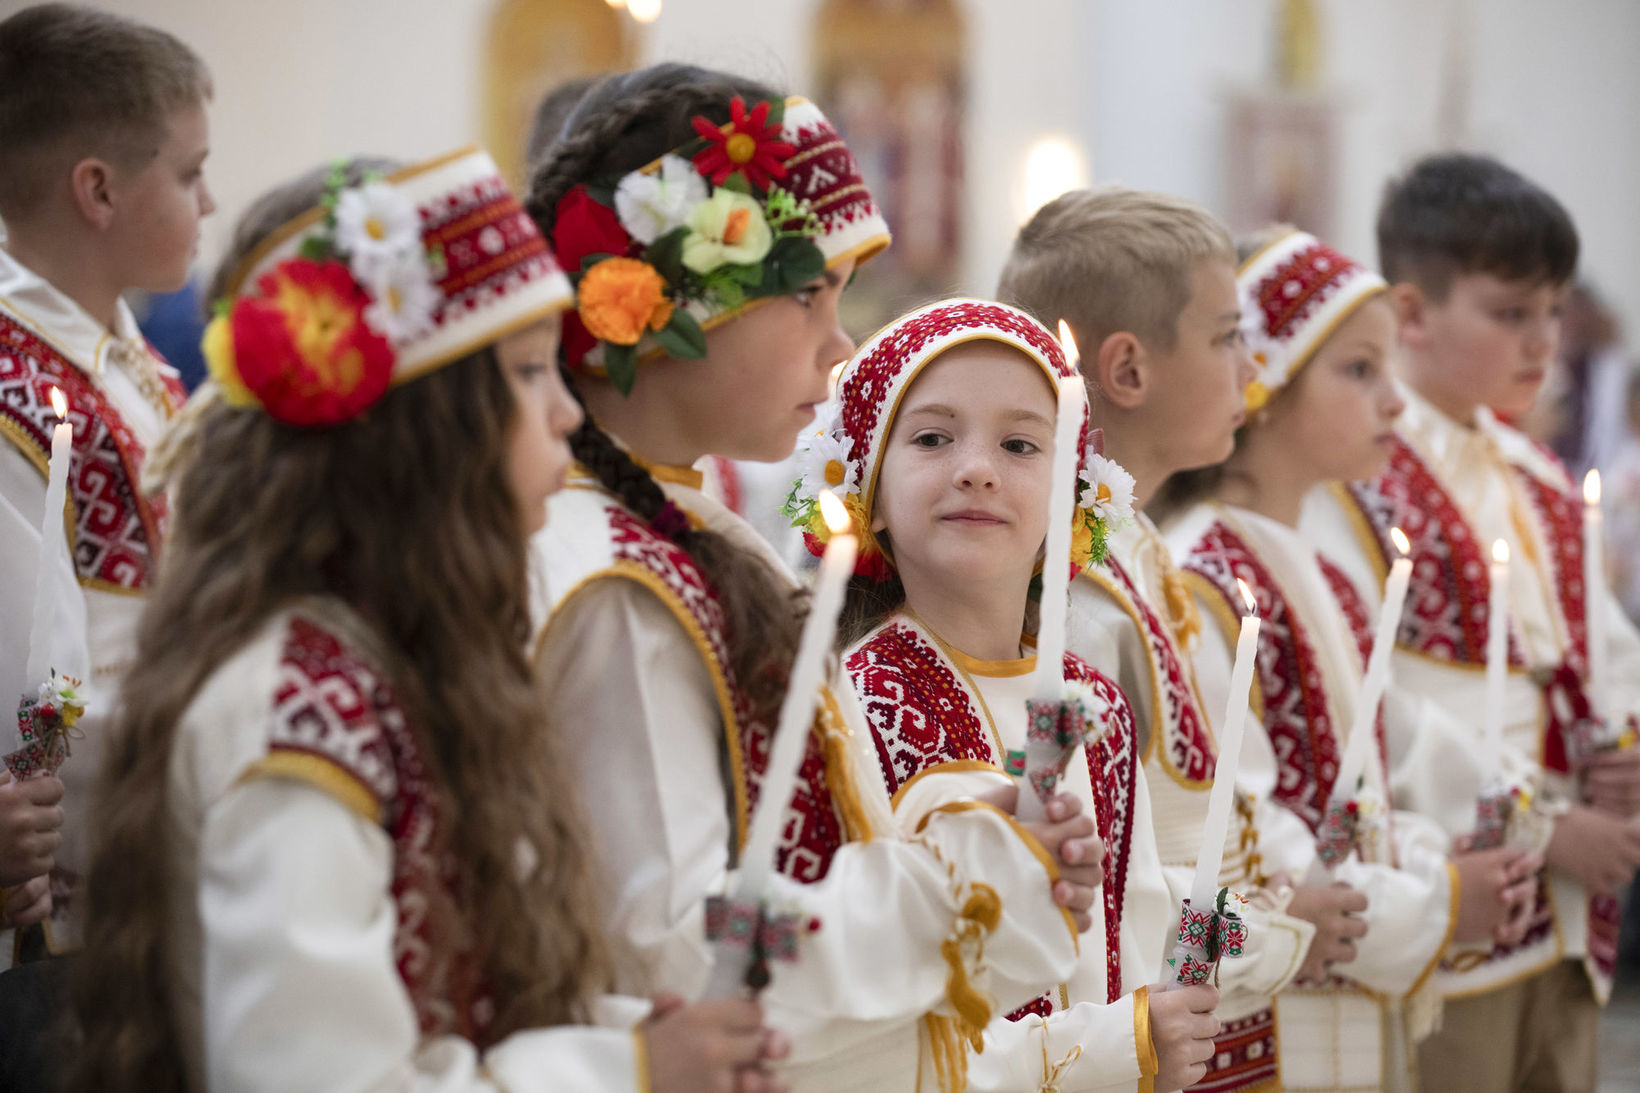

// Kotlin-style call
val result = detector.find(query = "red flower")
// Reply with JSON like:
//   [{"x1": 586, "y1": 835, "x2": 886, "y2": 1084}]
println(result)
[
  {"x1": 229, "y1": 259, "x2": 394, "y2": 427},
  {"x1": 691, "y1": 97, "x2": 795, "y2": 190},
  {"x1": 560, "y1": 309, "x2": 598, "y2": 370},
  {"x1": 550, "y1": 185, "x2": 633, "y2": 272}
]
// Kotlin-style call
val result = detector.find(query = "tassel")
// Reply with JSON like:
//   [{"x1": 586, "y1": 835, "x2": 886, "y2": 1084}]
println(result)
[
  {"x1": 923, "y1": 1013, "x2": 969, "y2": 1093},
  {"x1": 940, "y1": 882, "x2": 1003, "y2": 1052},
  {"x1": 819, "y1": 695, "x2": 878, "y2": 843}
]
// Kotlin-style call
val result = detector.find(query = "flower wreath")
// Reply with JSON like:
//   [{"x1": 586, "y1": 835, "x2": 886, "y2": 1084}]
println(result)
[
  {"x1": 550, "y1": 97, "x2": 831, "y2": 393},
  {"x1": 780, "y1": 411, "x2": 1138, "y2": 582},
  {"x1": 203, "y1": 163, "x2": 444, "y2": 428}
]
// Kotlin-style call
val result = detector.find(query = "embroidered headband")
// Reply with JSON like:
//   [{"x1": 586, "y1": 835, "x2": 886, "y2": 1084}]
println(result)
[
  {"x1": 550, "y1": 95, "x2": 892, "y2": 392},
  {"x1": 1237, "y1": 229, "x2": 1388, "y2": 412},
  {"x1": 783, "y1": 298, "x2": 1135, "y2": 580},
  {"x1": 204, "y1": 147, "x2": 573, "y2": 427}
]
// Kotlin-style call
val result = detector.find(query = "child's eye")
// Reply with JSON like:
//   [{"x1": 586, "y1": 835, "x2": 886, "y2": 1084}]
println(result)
[
  {"x1": 1346, "y1": 358, "x2": 1372, "y2": 380},
  {"x1": 792, "y1": 282, "x2": 826, "y2": 308},
  {"x1": 513, "y1": 362, "x2": 551, "y2": 382},
  {"x1": 1219, "y1": 328, "x2": 1245, "y2": 348},
  {"x1": 1495, "y1": 306, "x2": 1527, "y2": 324},
  {"x1": 1002, "y1": 438, "x2": 1040, "y2": 455},
  {"x1": 912, "y1": 431, "x2": 949, "y2": 449}
]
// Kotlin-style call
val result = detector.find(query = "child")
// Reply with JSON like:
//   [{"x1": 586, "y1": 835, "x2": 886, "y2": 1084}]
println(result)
[
  {"x1": 1000, "y1": 187, "x2": 1363, "y2": 1092},
  {"x1": 1162, "y1": 229, "x2": 1542, "y2": 1091},
  {"x1": 1302, "y1": 153, "x2": 1640, "y2": 1093},
  {"x1": 67, "y1": 150, "x2": 789, "y2": 1092},
  {"x1": 812, "y1": 297, "x2": 1221, "y2": 1092},
  {"x1": 0, "y1": 2, "x2": 210, "y2": 946},
  {"x1": 527, "y1": 65, "x2": 1100, "y2": 1091}
]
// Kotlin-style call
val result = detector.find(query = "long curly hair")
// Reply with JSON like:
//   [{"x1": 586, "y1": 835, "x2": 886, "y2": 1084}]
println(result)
[
  {"x1": 66, "y1": 162, "x2": 611, "y2": 1090},
  {"x1": 527, "y1": 64, "x2": 807, "y2": 736}
]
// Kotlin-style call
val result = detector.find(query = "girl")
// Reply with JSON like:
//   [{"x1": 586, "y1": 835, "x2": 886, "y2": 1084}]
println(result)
[
  {"x1": 809, "y1": 298, "x2": 1219, "y2": 1092},
  {"x1": 1160, "y1": 229, "x2": 1542, "y2": 1092},
  {"x1": 68, "y1": 152, "x2": 783, "y2": 1092},
  {"x1": 527, "y1": 66, "x2": 1102, "y2": 1091}
]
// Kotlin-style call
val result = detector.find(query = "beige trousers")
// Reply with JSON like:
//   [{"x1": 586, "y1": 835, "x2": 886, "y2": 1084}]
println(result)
[{"x1": 1416, "y1": 961, "x2": 1599, "y2": 1093}]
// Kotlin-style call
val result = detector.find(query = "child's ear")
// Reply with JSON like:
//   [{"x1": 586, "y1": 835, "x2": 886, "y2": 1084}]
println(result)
[
  {"x1": 1388, "y1": 283, "x2": 1430, "y2": 351},
  {"x1": 69, "y1": 158, "x2": 117, "y2": 232},
  {"x1": 1095, "y1": 331, "x2": 1146, "y2": 409}
]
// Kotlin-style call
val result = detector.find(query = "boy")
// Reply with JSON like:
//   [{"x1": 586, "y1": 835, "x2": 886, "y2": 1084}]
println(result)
[
  {"x1": 1304, "y1": 153, "x2": 1640, "y2": 1092},
  {"x1": 1000, "y1": 187, "x2": 1353, "y2": 1091},
  {"x1": 0, "y1": 2, "x2": 213, "y2": 950}
]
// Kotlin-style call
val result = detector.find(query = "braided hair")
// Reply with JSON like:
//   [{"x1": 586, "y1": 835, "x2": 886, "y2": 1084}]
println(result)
[{"x1": 528, "y1": 64, "x2": 807, "y2": 731}]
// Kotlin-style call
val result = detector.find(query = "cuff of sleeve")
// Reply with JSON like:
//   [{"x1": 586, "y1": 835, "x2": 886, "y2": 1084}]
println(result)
[
  {"x1": 1133, "y1": 984, "x2": 1159, "y2": 1080},
  {"x1": 1407, "y1": 861, "x2": 1462, "y2": 997},
  {"x1": 632, "y1": 1028, "x2": 650, "y2": 1093}
]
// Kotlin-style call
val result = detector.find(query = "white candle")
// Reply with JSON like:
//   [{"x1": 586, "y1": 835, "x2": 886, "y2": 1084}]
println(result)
[
  {"x1": 732, "y1": 488, "x2": 856, "y2": 902},
  {"x1": 1032, "y1": 321, "x2": 1086, "y2": 699},
  {"x1": 1485, "y1": 538, "x2": 1510, "y2": 762},
  {"x1": 1189, "y1": 578, "x2": 1260, "y2": 912},
  {"x1": 25, "y1": 388, "x2": 72, "y2": 686},
  {"x1": 1337, "y1": 527, "x2": 1412, "y2": 793},
  {"x1": 1584, "y1": 470, "x2": 1608, "y2": 723}
]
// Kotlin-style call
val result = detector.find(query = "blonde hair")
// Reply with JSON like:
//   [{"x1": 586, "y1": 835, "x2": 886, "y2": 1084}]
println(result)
[{"x1": 997, "y1": 185, "x2": 1234, "y2": 353}]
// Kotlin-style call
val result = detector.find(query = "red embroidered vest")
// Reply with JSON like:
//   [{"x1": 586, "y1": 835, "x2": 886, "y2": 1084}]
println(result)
[
  {"x1": 266, "y1": 615, "x2": 493, "y2": 1042},
  {"x1": 0, "y1": 311, "x2": 184, "y2": 591},
  {"x1": 1094, "y1": 555, "x2": 1216, "y2": 784},
  {"x1": 603, "y1": 505, "x2": 849, "y2": 882},
  {"x1": 846, "y1": 619, "x2": 1137, "y2": 1008}
]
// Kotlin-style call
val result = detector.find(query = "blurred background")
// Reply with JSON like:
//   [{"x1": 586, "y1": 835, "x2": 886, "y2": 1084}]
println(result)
[{"x1": 94, "y1": 1, "x2": 1640, "y2": 1076}]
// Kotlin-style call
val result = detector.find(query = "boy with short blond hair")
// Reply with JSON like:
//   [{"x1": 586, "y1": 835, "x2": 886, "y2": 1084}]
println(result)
[
  {"x1": 1305, "y1": 152, "x2": 1640, "y2": 1093},
  {"x1": 1002, "y1": 187, "x2": 1347, "y2": 1092},
  {"x1": 0, "y1": 2, "x2": 214, "y2": 952}
]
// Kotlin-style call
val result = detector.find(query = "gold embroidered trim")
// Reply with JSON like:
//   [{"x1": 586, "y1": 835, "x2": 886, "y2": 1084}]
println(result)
[
  {"x1": 1133, "y1": 984, "x2": 1159, "y2": 1080},
  {"x1": 1408, "y1": 860, "x2": 1463, "y2": 998},
  {"x1": 889, "y1": 759, "x2": 1006, "y2": 811},
  {"x1": 236, "y1": 752, "x2": 382, "y2": 824}
]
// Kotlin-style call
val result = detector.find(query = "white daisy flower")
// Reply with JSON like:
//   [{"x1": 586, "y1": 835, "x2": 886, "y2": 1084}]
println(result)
[
  {"x1": 362, "y1": 254, "x2": 441, "y2": 344},
  {"x1": 334, "y1": 181, "x2": 423, "y2": 279},
  {"x1": 614, "y1": 155, "x2": 709, "y2": 245},
  {"x1": 1078, "y1": 453, "x2": 1136, "y2": 524},
  {"x1": 795, "y1": 424, "x2": 859, "y2": 504}
]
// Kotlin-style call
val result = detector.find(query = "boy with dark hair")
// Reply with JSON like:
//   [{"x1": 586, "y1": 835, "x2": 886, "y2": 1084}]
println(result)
[
  {"x1": 0, "y1": 2, "x2": 214, "y2": 954},
  {"x1": 1307, "y1": 152, "x2": 1640, "y2": 1092}
]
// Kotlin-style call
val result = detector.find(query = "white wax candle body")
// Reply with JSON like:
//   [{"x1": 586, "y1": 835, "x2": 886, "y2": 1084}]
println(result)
[
  {"x1": 24, "y1": 420, "x2": 72, "y2": 686},
  {"x1": 1337, "y1": 557, "x2": 1411, "y2": 793},
  {"x1": 1189, "y1": 612, "x2": 1261, "y2": 912},
  {"x1": 732, "y1": 532, "x2": 857, "y2": 902},
  {"x1": 1585, "y1": 505, "x2": 1608, "y2": 723},
  {"x1": 1032, "y1": 378, "x2": 1085, "y2": 698},
  {"x1": 1484, "y1": 551, "x2": 1509, "y2": 769}
]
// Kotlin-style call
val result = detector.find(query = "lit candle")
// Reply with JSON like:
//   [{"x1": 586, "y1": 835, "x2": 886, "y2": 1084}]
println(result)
[
  {"x1": 1584, "y1": 470, "x2": 1608, "y2": 723},
  {"x1": 1485, "y1": 538, "x2": 1510, "y2": 761},
  {"x1": 1032, "y1": 321, "x2": 1086, "y2": 699},
  {"x1": 732, "y1": 489, "x2": 856, "y2": 902},
  {"x1": 1336, "y1": 527, "x2": 1412, "y2": 793},
  {"x1": 24, "y1": 388, "x2": 72, "y2": 686},
  {"x1": 1189, "y1": 578, "x2": 1260, "y2": 913}
]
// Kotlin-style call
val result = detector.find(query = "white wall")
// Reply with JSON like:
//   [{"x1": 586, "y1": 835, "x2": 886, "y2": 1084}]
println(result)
[{"x1": 95, "y1": 0, "x2": 1640, "y2": 336}]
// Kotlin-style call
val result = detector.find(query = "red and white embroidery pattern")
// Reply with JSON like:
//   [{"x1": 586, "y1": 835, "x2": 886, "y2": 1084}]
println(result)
[
  {"x1": 421, "y1": 174, "x2": 561, "y2": 326},
  {"x1": 267, "y1": 616, "x2": 491, "y2": 1042},
  {"x1": 606, "y1": 505, "x2": 847, "y2": 883},
  {"x1": 780, "y1": 109, "x2": 885, "y2": 247},
  {"x1": 0, "y1": 313, "x2": 178, "y2": 590},
  {"x1": 1101, "y1": 555, "x2": 1216, "y2": 784},
  {"x1": 846, "y1": 620, "x2": 1138, "y2": 1005},
  {"x1": 1198, "y1": 1008, "x2": 1278, "y2": 1093},
  {"x1": 1184, "y1": 521, "x2": 1341, "y2": 831}
]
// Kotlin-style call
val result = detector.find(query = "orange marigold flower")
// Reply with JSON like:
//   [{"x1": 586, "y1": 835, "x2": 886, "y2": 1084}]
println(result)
[{"x1": 579, "y1": 257, "x2": 674, "y2": 346}]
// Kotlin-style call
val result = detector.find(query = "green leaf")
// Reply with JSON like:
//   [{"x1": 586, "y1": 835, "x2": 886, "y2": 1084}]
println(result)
[
  {"x1": 645, "y1": 227, "x2": 689, "y2": 286},
  {"x1": 654, "y1": 308, "x2": 707, "y2": 359},
  {"x1": 298, "y1": 236, "x2": 334, "y2": 263},
  {"x1": 718, "y1": 172, "x2": 753, "y2": 196},
  {"x1": 763, "y1": 97, "x2": 786, "y2": 131},
  {"x1": 725, "y1": 262, "x2": 764, "y2": 287},
  {"x1": 580, "y1": 252, "x2": 615, "y2": 274},
  {"x1": 603, "y1": 343, "x2": 638, "y2": 396},
  {"x1": 757, "y1": 237, "x2": 826, "y2": 296},
  {"x1": 585, "y1": 179, "x2": 618, "y2": 208}
]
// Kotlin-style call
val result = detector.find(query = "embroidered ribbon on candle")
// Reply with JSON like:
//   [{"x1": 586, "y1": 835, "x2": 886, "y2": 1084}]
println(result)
[
  {"x1": 1314, "y1": 781, "x2": 1386, "y2": 868},
  {"x1": 1167, "y1": 889, "x2": 1249, "y2": 986},
  {"x1": 704, "y1": 896, "x2": 816, "y2": 990},
  {"x1": 1470, "y1": 779, "x2": 1532, "y2": 852},
  {"x1": 1538, "y1": 660, "x2": 1619, "y2": 770},
  {"x1": 1016, "y1": 693, "x2": 1096, "y2": 805},
  {"x1": 7, "y1": 670, "x2": 87, "y2": 780}
]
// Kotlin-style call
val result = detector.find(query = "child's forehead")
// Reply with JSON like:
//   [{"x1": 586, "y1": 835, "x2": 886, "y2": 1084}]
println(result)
[
  {"x1": 897, "y1": 337, "x2": 1057, "y2": 409},
  {"x1": 1446, "y1": 269, "x2": 1566, "y2": 301}
]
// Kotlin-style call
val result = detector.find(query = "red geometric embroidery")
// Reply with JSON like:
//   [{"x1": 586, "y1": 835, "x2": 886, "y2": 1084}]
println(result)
[
  {"x1": 1103, "y1": 554, "x2": 1216, "y2": 783},
  {"x1": 421, "y1": 173, "x2": 563, "y2": 326},
  {"x1": 269, "y1": 615, "x2": 492, "y2": 1043},
  {"x1": 0, "y1": 313, "x2": 174, "y2": 590},
  {"x1": 606, "y1": 505, "x2": 846, "y2": 883},
  {"x1": 1197, "y1": 1007, "x2": 1278, "y2": 1093},
  {"x1": 1184, "y1": 522, "x2": 1340, "y2": 831},
  {"x1": 1250, "y1": 240, "x2": 1363, "y2": 346},
  {"x1": 781, "y1": 112, "x2": 883, "y2": 241},
  {"x1": 1318, "y1": 555, "x2": 1392, "y2": 796}
]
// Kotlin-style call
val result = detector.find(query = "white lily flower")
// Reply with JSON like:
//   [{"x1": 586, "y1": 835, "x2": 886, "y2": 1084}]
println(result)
[{"x1": 614, "y1": 155, "x2": 709, "y2": 245}]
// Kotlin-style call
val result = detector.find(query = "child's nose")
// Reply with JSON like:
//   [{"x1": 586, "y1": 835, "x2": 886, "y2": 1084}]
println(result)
[{"x1": 953, "y1": 444, "x2": 1000, "y2": 489}]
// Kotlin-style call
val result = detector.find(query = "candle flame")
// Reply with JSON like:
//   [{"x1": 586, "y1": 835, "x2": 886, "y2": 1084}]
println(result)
[
  {"x1": 1492, "y1": 539, "x2": 1510, "y2": 565},
  {"x1": 818, "y1": 489, "x2": 850, "y2": 536},
  {"x1": 1056, "y1": 320, "x2": 1080, "y2": 371},
  {"x1": 48, "y1": 386, "x2": 66, "y2": 419},
  {"x1": 1585, "y1": 468, "x2": 1601, "y2": 506},
  {"x1": 1236, "y1": 578, "x2": 1257, "y2": 616},
  {"x1": 1389, "y1": 526, "x2": 1411, "y2": 557}
]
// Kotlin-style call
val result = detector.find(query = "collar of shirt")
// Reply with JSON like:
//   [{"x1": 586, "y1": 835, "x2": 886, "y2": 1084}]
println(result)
[{"x1": 0, "y1": 247, "x2": 157, "y2": 380}]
